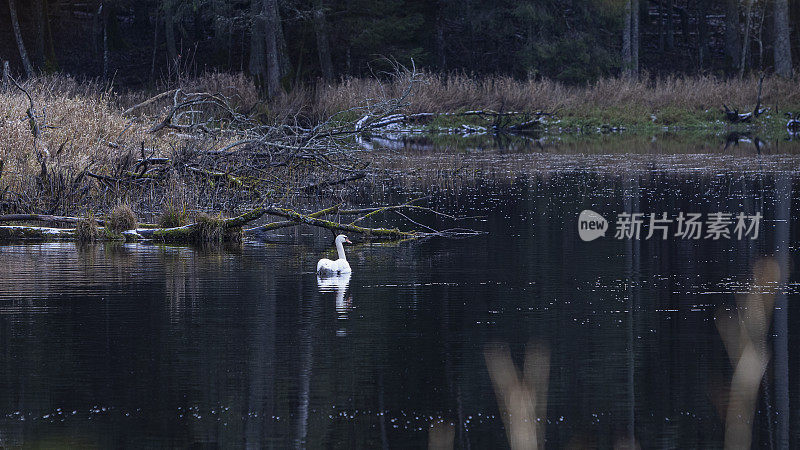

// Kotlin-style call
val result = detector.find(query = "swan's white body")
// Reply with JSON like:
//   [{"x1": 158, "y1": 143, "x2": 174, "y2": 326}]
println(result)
[{"x1": 317, "y1": 235, "x2": 352, "y2": 275}]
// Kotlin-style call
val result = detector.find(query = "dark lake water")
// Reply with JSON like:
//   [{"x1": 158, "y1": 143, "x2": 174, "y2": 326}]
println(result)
[{"x1": 0, "y1": 164, "x2": 799, "y2": 448}]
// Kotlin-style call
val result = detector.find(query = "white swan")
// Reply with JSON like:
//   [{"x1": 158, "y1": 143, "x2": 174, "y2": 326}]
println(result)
[{"x1": 317, "y1": 234, "x2": 352, "y2": 275}]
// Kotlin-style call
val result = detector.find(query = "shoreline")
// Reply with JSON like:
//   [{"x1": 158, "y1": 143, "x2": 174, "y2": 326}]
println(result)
[{"x1": 1, "y1": 72, "x2": 798, "y2": 222}]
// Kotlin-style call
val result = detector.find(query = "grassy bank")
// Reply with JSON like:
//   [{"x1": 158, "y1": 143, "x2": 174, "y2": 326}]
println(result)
[
  {"x1": 305, "y1": 72, "x2": 800, "y2": 130},
  {"x1": 0, "y1": 72, "x2": 798, "y2": 219}
]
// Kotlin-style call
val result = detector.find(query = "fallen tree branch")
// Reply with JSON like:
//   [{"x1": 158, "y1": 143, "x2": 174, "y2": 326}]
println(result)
[
  {"x1": 87, "y1": 171, "x2": 121, "y2": 183},
  {"x1": 122, "y1": 88, "x2": 179, "y2": 116},
  {"x1": 340, "y1": 204, "x2": 472, "y2": 222},
  {"x1": 722, "y1": 74, "x2": 768, "y2": 124},
  {"x1": 246, "y1": 204, "x2": 341, "y2": 233},
  {"x1": 185, "y1": 165, "x2": 244, "y2": 188},
  {"x1": 259, "y1": 206, "x2": 415, "y2": 238},
  {"x1": 133, "y1": 205, "x2": 414, "y2": 242},
  {"x1": 360, "y1": 110, "x2": 551, "y2": 132},
  {"x1": 343, "y1": 197, "x2": 428, "y2": 225},
  {"x1": 0, "y1": 225, "x2": 76, "y2": 241},
  {"x1": 134, "y1": 208, "x2": 269, "y2": 242},
  {"x1": 0, "y1": 202, "x2": 485, "y2": 244},
  {"x1": 10, "y1": 76, "x2": 49, "y2": 179},
  {"x1": 0, "y1": 214, "x2": 105, "y2": 226}
]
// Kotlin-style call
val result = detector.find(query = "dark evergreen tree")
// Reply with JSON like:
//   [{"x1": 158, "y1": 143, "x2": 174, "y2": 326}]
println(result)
[{"x1": 0, "y1": 0, "x2": 796, "y2": 85}]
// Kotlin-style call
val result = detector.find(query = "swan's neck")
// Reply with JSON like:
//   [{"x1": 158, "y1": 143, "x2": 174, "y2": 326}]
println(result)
[{"x1": 336, "y1": 240, "x2": 347, "y2": 261}]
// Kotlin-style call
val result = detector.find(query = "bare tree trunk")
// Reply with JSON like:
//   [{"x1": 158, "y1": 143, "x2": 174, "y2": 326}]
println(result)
[
  {"x1": 91, "y1": 0, "x2": 100, "y2": 57},
  {"x1": 436, "y1": 0, "x2": 447, "y2": 70},
  {"x1": 631, "y1": 0, "x2": 639, "y2": 78},
  {"x1": 666, "y1": 0, "x2": 675, "y2": 50},
  {"x1": 211, "y1": 1, "x2": 226, "y2": 65},
  {"x1": 42, "y1": 0, "x2": 56, "y2": 70},
  {"x1": 756, "y1": 2, "x2": 765, "y2": 72},
  {"x1": 34, "y1": 0, "x2": 45, "y2": 68},
  {"x1": 133, "y1": 0, "x2": 149, "y2": 32},
  {"x1": 164, "y1": 1, "x2": 178, "y2": 65},
  {"x1": 274, "y1": 3, "x2": 290, "y2": 80},
  {"x1": 658, "y1": 1, "x2": 665, "y2": 52},
  {"x1": 312, "y1": 0, "x2": 333, "y2": 80},
  {"x1": 103, "y1": 14, "x2": 109, "y2": 81},
  {"x1": 100, "y1": 2, "x2": 109, "y2": 81},
  {"x1": 697, "y1": 0, "x2": 709, "y2": 69},
  {"x1": 150, "y1": 8, "x2": 159, "y2": 85},
  {"x1": 2, "y1": 60, "x2": 9, "y2": 89},
  {"x1": 725, "y1": 0, "x2": 741, "y2": 72},
  {"x1": 774, "y1": 0, "x2": 792, "y2": 77},
  {"x1": 622, "y1": 0, "x2": 632, "y2": 74},
  {"x1": 263, "y1": 0, "x2": 282, "y2": 97},
  {"x1": 8, "y1": 0, "x2": 34, "y2": 78},
  {"x1": 622, "y1": 0, "x2": 638, "y2": 79},
  {"x1": 739, "y1": 0, "x2": 755, "y2": 77},
  {"x1": 249, "y1": 0, "x2": 266, "y2": 88}
]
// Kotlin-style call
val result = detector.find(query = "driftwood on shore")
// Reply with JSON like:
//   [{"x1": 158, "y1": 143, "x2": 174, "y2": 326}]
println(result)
[
  {"x1": 0, "y1": 203, "x2": 483, "y2": 244},
  {"x1": 0, "y1": 225, "x2": 76, "y2": 241},
  {"x1": 0, "y1": 214, "x2": 105, "y2": 226},
  {"x1": 355, "y1": 110, "x2": 551, "y2": 134},
  {"x1": 722, "y1": 74, "x2": 768, "y2": 124}
]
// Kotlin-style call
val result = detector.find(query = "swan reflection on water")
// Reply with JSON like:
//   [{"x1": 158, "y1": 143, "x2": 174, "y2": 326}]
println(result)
[{"x1": 317, "y1": 272, "x2": 352, "y2": 336}]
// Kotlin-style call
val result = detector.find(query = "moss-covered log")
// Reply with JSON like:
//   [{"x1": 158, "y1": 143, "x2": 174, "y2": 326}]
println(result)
[
  {"x1": 134, "y1": 224, "x2": 198, "y2": 242},
  {"x1": 0, "y1": 214, "x2": 105, "y2": 226},
  {"x1": 246, "y1": 204, "x2": 341, "y2": 233},
  {"x1": 185, "y1": 165, "x2": 244, "y2": 188},
  {"x1": 0, "y1": 203, "x2": 448, "y2": 244},
  {"x1": 0, "y1": 225, "x2": 77, "y2": 241}
]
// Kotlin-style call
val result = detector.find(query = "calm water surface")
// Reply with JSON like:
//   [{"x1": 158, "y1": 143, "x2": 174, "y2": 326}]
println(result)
[{"x1": 0, "y1": 163, "x2": 799, "y2": 448}]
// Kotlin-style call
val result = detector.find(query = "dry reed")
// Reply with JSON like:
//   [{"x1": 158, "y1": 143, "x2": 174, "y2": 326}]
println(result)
[
  {"x1": 106, "y1": 204, "x2": 137, "y2": 232},
  {"x1": 305, "y1": 72, "x2": 800, "y2": 118}
]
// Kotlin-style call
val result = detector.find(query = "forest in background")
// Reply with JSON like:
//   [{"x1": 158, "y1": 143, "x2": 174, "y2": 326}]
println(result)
[{"x1": 0, "y1": 0, "x2": 798, "y2": 93}]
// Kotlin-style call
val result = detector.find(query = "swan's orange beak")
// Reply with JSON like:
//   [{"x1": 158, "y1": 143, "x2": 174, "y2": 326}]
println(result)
[{"x1": 345, "y1": 238, "x2": 353, "y2": 244}]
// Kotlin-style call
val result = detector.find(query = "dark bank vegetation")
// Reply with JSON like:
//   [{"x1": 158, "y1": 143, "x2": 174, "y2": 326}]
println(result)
[
  {"x1": 1, "y1": 63, "x2": 800, "y2": 244},
  {"x1": 0, "y1": 68, "x2": 493, "y2": 243},
  {"x1": 0, "y1": 69, "x2": 799, "y2": 244}
]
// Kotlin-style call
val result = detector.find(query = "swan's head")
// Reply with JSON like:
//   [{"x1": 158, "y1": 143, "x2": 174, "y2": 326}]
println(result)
[{"x1": 335, "y1": 234, "x2": 352, "y2": 245}]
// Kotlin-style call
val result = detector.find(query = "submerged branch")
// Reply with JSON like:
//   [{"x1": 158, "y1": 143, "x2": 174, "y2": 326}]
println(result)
[
  {"x1": 0, "y1": 225, "x2": 76, "y2": 241},
  {"x1": 0, "y1": 202, "x2": 483, "y2": 244},
  {"x1": 0, "y1": 214, "x2": 105, "y2": 226},
  {"x1": 260, "y1": 206, "x2": 415, "y2": 239}
]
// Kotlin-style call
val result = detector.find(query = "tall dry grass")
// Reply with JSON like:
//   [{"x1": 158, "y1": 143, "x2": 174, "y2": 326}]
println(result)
[
  {"x1": 117, "y1": 71, "x2": 261, "y2": 115},
  {"x1": 0, "y1": 72, "x2": 257, "y2": 214},
  {"x1": 305, "y1": 72, "x2": 800, "y2": 118},
  {"x1": 0, "y1": 75, "x2": 145, "y2": 182}
]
